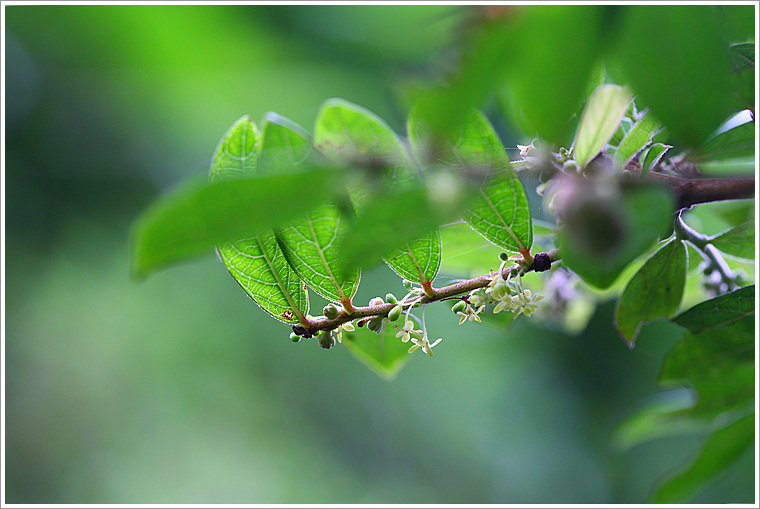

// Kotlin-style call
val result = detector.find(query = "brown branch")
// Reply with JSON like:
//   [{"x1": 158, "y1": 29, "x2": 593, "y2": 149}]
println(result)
[
  {"x1": 628, "y1": 165, "x2": 755, "y2": 209},
  {"x1": 297, "y1": 249, "x2": 560, "y2": 336}
]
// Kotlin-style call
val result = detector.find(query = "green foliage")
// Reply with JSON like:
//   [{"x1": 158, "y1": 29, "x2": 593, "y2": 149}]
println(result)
[
  {"x1": 409, "y1": 109, "x2": 533, "y2": 256},
  {"x1": 614, "y1": 239, "x2": 686, "y2": 346},
  {"x1": 614, "y1": 5, "x2": 735, "y2": 147},
  {"x1": 129, "y1": 6, "x2": 755, "y2": 503}
]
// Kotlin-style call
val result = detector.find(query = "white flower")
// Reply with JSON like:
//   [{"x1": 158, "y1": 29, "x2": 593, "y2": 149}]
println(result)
[
  {"x1": 408, "y1": 334, "x2": 442, "y2": 357},
  {"x1": 457, "y1": 303, "x2": 484, "y2": 325},
  {"x1": 395, "y1": 320, "x2": 422, "y2": 343},
  {"x1": 511, "y1": 289, "x2": 544, "y2": 317}
]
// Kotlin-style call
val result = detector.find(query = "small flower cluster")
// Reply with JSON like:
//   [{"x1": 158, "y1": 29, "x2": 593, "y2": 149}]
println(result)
[
  {"x1": 394, "y1": 319, "x2": 441, "y2": 357},
  {"x1": 451, "y1": 256, "x2": 544, "y2": 324}
]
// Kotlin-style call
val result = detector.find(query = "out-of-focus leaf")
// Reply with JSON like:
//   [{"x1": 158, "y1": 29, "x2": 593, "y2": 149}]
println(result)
[
  {"x1": 573, "y1": 84, "x2": 633, "y2": 169},
  {"x1": 314, "y1": 98, "x2": 441, "y2": 287},
  {"x1": 671, "y1": 284, "x2": 754, "y2": 335},
  {"x1": 709, "y1": 220, "x2": 755, "y2": 261},
  {"x1": 638, "y1": 142, "x2": 672, "y2": 178},
  {"x1": 662, "y1": 286, "x2": 755, "y2": 419},
  {"x1": 612, "y1": 389, "x2": 704, "y2": 452},
  {"x1": 500, "y1": 5, "x2": 604, "y2": 144},
  {"x1": 729, "y1": 43, "x2": 754, "y2": 112},
  {"x1": 131, "y1": 168, "x2": 339, "y2": 278},
  {"x1": 615, "y1": 239, "x2": 686, "y2": 346},
  {"x1": 209, "y1": 116, "x2": 309, "y2": 325},
  {"x1": 649, "y1": 412, "x2": 755, "y2": 503},
  {"x1": 259, "y1": 114, "x2": 360, "y2": 305},
  {"x1": 337, "y1": 186, "x2": 467, "y2": 277},
  {"x1": 614, "y1": 6, "x2": 735, "y2": 148},
  {"x1": 689, "y1": 120, "x2": 755, "y2": 163},
  {"x1": 439, "y1": 221, "x2": 502, "y2": 277},
  {"x1": 612, "y1": 109, "x2": 660, "y2": 171},
  {"x1": 342, "y1": 320, "x2": 413, "y2": 381},
  {"x1": 409, "y1": 109, "x2": 533, "y2": 256},
  {"x1": 408, "y1": 14, "x2": 514, "y2": 138},
  {"x1": 559, "y1": 183, "x2": 675, "y2": 289}
]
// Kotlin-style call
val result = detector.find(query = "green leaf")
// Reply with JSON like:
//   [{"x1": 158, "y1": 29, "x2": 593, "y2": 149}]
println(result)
[
  {"x1": 208, "y1": 116, "x2": 309, "y2": 325},
  {"x1": 614, "y1": 6, "x2": 735, "y2": 148},
  {"x1": 573, "y1": 84, "x2": 633, "y2": 169},
  {"x1": 614, "y1": 239, "x2": 687, "y2": 346},
  {"x1": 218, "y1": 231, "x2": 309, "y2": 325},
  {"x1": 342, "y1": 321, "x2": 413, "y2": 381},
  {"x1": 313, "y1": 98, "x2": 441, "y2": 286},
  {"x1": 729, "y1": 42, "x2": 754, "y2": 111},
  {"x1": 649, "y1": 412, "x2": 755, "y2": 503},
  {"x1": 662, "y1": 286, "x2": 755, "y2": 419},
  {"x1": 689, "y1": 120, "x2": 755, "y2": 163},
  {"x1": 671, "y1": 284, "x2": 754, "y2": 335},
  {"x1": 409, "y1": 109, "x2": 533, "y2": 256},
  {"x1": 278, "y1": 202, "x2": 360, "y2": 305},
  {"x1": 257, "y1": 114, "x2": 361, "y2": 306},
  {"x1": 559, "y1": 183, "x2": 675, "y2": 289},
  {"x1": 612, "y1": 109, "x2": 660, "y2": 171},
  {"x1": 209, "y1": 115, "x2": 260, "y2": 182},
  {"x1": 131, "y1": 168, "x2": 340, "y2": 278},
  {"x1": 709, "y1": 220, "x2": 755, "y2": 261},
  {"x1": 500, "y1": 5, "x2": 605, "y2": 144},
  {"x1": 638, "y1": 142, "x2": 672, "y2": 178}
]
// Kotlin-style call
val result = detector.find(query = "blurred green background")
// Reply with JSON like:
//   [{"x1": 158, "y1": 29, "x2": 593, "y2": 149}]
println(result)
[{"x1": 4, "y1": 4, "x2": 754, "y2": 504}]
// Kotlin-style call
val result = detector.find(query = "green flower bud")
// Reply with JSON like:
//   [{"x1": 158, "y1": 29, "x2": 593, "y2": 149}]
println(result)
[
  {"x1": 318, "y1": 331, "x2": 335, "y2": 350},
  {"x1": 388, "y1": 304, "x2": 403, "y2": 322},
  {"x1": 369, "y1": 297, "x2": 385, "y2": 307},
  {"x1": 367, "y1": 316, "x2": 384, "y2": 333},
  {"x1": 498, "y1": 252, "x2": 509, "y2": 262},
  {"x1": 323, "y1": 303, "x2": 341, "y2": 319},
  {"x1": 289, "y1": 332, "x2": 301, "y2": 343},
  {"x1": 402, "y1": 279, "x2": 414, "y2": 291},
  {"x1": 385, "y1": 293, "x2": 398, "y2": 304},
  {"x1": 451, "y1": 300, "x2": 467, "y2": 313}
]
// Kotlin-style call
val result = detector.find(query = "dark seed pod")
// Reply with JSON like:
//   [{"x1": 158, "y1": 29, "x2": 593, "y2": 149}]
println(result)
[{"x1": 532, "y1": 252, "x2": 552, "y2": 272}]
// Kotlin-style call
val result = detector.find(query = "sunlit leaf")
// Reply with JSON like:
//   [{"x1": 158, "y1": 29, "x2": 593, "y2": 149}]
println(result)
[
  {"x1": 559, "y1": 183, "x2": 675, "y2": 289},
  {"x1": 649, "y1": 412, "x2": 755, "y2": 503},
  {"x1": 131, "y1": 168, "x2": 339, "y2": 279},
  {"x1": 612, "y1": 109, "x2": 660, "y2": 171},
  {"x1": 573, "y1": 84, "x2": 633, "y2": 169},
  {"x1": 614, "y1": 5, "x2": 735, "y2": 147},
  {"x1": 342, "y1": 321, "x2": 413, "y2": 381},
  {"x1": 314, "y1": 98, "x2": 441, "y2": 286},
  {"x1": 409, "y1": 109, "x2": 533, "y2": 256},
  {"x1": 208, "y1": 116, "x2": 309, "y2": 325},
  {"x1": 614, "y1": 239, "x2": 687, "y2": 346},
  {"x1": 709, "y1": 220, "x2": 755, "y2": 261},
  {"x1": 259, "y1": 114, "x2": 361, "y2": 305}
]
